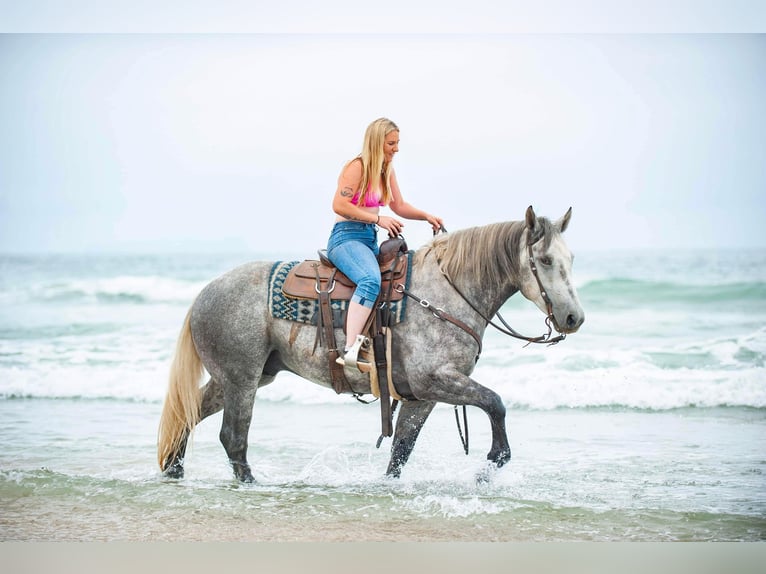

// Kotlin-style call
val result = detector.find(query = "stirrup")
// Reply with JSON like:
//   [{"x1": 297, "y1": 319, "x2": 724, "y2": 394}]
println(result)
[{"x1": 336, "y1": 335, "x2": 372, "y2": 373}]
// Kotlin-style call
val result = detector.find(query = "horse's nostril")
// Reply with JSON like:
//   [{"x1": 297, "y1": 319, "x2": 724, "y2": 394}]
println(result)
[
  {"x1": 566, "y1": 314, "x2": 581, "y2": 329},
  {"x1": 565, "y1": 314, "x2": 584, "y2": 331}
]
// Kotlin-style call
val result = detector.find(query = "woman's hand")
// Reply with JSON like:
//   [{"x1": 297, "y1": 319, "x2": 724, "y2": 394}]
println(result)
[
  {"x1": 378, "y1": 215, "x2": 405, "y2": 238},
  {"x1": 425, "y1": 214, "x2": 444, "y2": 233}
]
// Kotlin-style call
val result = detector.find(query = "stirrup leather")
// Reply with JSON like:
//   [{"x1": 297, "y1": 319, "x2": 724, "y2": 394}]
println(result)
[{"x1": 336, "y1": 335, "x2": 372, "y2": 373}]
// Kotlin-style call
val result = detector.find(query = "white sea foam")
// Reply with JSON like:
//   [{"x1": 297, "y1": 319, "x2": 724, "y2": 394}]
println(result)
[
  {"x1": 488, "y1": 365, "x2": 766, "y2": 410},
  {"x1": 398, "y1": 494, "x2": 503, "y2": 518},
  {"x1": 1, "y1": 251, "x2": 765, "y2": 410},
  {"x1": 3, "y1": 348, "x2": 764, "y2": 410},
  {"x1": 10, "y1": 275, "x2": 206, "y2": 306}
]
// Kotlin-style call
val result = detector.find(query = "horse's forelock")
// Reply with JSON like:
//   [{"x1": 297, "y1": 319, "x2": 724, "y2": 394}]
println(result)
[{"x1": 529, "y1": 217, "x2": 558, "y2": 251}]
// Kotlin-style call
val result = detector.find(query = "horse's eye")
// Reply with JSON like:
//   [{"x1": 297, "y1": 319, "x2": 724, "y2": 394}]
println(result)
[{"x1": 540, "y1": 256, "x2": 552, "y2": 266}]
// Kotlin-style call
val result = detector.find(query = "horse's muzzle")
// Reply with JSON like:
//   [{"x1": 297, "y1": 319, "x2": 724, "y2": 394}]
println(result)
[{"x1": 556, "y1": 312, "x2": 584, "y2": 334}]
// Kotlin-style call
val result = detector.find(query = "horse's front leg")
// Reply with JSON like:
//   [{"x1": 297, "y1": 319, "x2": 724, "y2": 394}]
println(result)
[
  {"x1": 417, "y1": 371, "x2": 511, "y2": 469},
  {"x1": 386, "y1": 400, "x2": 436, "y2": 478}
]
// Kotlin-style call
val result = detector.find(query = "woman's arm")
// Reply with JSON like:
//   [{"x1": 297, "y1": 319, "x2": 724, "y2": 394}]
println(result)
[
  {"x1": 388, "y1": 169, "x2": 444, "y2": 232},
  {"x1": 332, "y1": 160, "x2": 378, "y2": 224}
]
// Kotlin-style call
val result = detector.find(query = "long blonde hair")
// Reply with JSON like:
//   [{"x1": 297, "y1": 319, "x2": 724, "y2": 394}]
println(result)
[{"x1": 354, "y1": 117, "x2": 398, "y2": 206}]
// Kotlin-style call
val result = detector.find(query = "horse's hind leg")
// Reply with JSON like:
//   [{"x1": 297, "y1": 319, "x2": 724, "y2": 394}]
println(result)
[
  {"x1": 219, "y1": 380, "x2": 259, "y2": 483},
  {"x1": 386, "y1": 400, "x2": 436, "y2": 478},
  {"x1": 162, "y1": 378, "x2": 224, "y2": 479}
]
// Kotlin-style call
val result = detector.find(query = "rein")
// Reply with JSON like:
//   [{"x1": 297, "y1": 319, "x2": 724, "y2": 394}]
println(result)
[
  {"x1": 442, "y1": 243, "x2": 566, "y2": 348},
  {"x1": 402, "y1": 226, "x2": 566, "y2": 360},
  {"x1": 394, "y1": 283, "x2": 483, "y2": 362},
  {"x1": 444, "y1": 233, "x2": 566, "y2": 347}
]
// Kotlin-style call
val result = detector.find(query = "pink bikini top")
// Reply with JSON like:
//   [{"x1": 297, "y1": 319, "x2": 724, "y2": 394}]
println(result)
[{"x1": 352, "y1": 186, "x2": 386, "y2": 208}]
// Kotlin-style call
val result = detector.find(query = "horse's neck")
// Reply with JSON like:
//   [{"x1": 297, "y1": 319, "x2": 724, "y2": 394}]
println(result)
[
  {"x1": 459, "y1": 274, "x2": 518, "y2": 318},
  {"x1": 420, "y1": 249, "x2": 519, "y2": 319}
]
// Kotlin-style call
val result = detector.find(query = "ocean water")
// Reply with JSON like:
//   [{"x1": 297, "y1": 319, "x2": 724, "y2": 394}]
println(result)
[{"x1": 0, "y1": 248, "x2": 764, "y2": 541}]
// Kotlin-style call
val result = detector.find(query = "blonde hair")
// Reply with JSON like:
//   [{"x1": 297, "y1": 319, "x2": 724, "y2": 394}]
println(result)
[
  {"x1": 157, "y1": 307, "x2": 202, "y2": 470},
  {"x1": 355, "y1": 117, "x2": 399, "y2": 207}
]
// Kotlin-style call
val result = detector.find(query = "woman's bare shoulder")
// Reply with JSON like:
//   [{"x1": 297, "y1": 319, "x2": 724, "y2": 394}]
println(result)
[{"x1": 341, "y1": 157, "x2": 363, "y2": 176}]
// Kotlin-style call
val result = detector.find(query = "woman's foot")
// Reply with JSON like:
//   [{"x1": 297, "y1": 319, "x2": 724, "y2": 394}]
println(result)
[{"x1": 336, "y1": 335, "x2": 372, "y2": 372}]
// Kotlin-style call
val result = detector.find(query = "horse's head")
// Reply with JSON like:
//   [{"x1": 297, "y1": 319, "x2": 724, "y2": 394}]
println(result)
[{"x1": 519, "y1": 206, "x2": 585, "y2": 334}]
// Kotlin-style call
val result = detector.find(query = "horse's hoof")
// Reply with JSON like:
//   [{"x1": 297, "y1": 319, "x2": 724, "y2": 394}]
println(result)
[
  {"x1": 163, "y1": 464, "x2": 185, "y2": 479},
  {"x1": 231, "y1": 462, "x2": 255, "y2": 483},
  {"x1": 488, "y1": 448, "x2": 512, "y2": 468},
  {"x1": 385, "y1": 467, "x2": 402, "y2": 479}
]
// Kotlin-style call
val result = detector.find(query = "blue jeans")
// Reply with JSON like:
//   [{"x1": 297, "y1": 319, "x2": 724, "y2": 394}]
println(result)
[{"x1": 326, "y1": 221, "x2": 381, "y2": 308}]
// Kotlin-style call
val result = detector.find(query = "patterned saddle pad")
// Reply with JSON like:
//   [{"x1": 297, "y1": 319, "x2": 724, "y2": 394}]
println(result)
[{"x1": 268, "y1": 251, "x2": 413, "y2": 327}]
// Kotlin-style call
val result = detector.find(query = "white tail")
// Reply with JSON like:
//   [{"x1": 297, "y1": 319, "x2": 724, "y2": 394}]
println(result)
[{"x1": 157, "y1": 308, "x2": 203, "y2": 470}]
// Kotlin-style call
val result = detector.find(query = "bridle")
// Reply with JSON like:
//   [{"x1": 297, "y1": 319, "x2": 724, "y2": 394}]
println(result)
[
  {"x1": 522, "y1": 234, "x2": 568, "y2": 345},
  {"x1": 395, "y1": 225, "x2": 566, "y2": 364},
  {"x1": 441, "y1": 225, "x2": 566, "y2": 350}
]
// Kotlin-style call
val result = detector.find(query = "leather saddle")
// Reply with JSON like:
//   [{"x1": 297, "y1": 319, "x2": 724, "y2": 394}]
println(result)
[{"x1": 282, "y1": 237, "x2": 409, "y2": 302}]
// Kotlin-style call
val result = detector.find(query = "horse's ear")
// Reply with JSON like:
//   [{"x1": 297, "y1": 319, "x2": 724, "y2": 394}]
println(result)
[
  {"x1": 525, "y1": 205, "x2": 537, "y2": 231},
  {"x1": 556, "y1": 207, "x2": 572, "y2": 233}
]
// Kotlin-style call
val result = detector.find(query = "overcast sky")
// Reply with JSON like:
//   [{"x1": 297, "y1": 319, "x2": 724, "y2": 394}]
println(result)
[{"x1": 1, "y1": 3, "x2": 765, "y2": 254}]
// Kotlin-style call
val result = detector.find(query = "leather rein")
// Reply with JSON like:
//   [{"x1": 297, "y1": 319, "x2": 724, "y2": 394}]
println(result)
[{"x1": 395, "y1": 226, "x2": 566, "y2": 363}]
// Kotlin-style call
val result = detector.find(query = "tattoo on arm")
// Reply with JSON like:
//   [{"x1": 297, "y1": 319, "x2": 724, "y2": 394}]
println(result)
[{"x1": 338, "y1": 186, "x2": 372, "y2": 223}]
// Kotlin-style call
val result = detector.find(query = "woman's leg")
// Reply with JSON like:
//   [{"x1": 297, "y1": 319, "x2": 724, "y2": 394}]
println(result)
[
  {"x1": 326, "y1": 239, "x2": 381, "y2": 349},
  {"x1": 344, "y1": 300, "x2": 373, "y2": 350}
]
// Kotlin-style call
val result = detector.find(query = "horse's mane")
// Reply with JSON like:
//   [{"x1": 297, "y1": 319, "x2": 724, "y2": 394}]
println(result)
[{"x1": 416, "y1": 218, "x2": 558, "y2": 286}]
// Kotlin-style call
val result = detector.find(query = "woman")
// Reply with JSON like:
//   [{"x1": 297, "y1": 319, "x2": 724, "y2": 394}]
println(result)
[{"x1": 327, "y1": 118, "x2": 443, "y2": 370}]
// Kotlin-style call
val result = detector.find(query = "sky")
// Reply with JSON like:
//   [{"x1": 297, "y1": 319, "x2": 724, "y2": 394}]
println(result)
[{"x1": 1, "y1": 2, "x2": 765, "y2": 255}]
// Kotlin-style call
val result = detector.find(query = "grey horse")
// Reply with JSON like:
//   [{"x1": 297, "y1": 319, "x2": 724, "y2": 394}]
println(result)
[{"x1": 158, "y1": 206, "x2": 584, "y2": 482}]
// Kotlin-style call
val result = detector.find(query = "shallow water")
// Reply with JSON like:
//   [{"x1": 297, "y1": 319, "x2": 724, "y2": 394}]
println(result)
[{"x1": 1, "y1": 398, "x2": 763, "y2": 541}]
